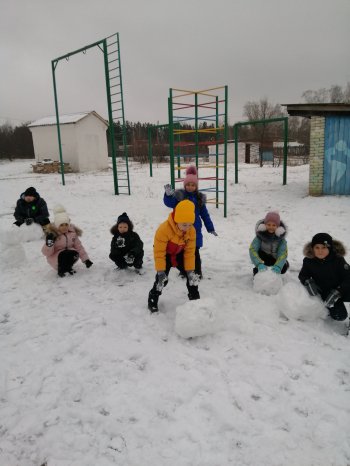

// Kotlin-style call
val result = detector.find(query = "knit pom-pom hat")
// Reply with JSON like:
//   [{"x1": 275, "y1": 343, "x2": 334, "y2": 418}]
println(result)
[
  {"x1": 264, "y1": 211, "x2": 280, "y2": 226},
  {"x1": 53, "y1": 205, "x2": 70, "y2": 227},
  {"x1": 116, "y1": 212, "x2": 133, "y2": 231},
  {"x1": 183, "y1": 166, "x2": 198, "y2": 188},
  {"x1": 174, "y1": 200, "x2": 195, "y2": 224}
]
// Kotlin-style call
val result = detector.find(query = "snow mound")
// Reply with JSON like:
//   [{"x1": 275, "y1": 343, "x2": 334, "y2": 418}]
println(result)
[
  {"x1": 253, "y1": 269, "x2": 283, "y2": 295},
  {"x1": 0, "y1": 228, "x2": 27, "y2": 268},
  {"x1": 175, "y1": 298, "x2": 219, "y2": 338},
  {"x1": 277, "y1": 281, "x2": 326, "y2": 321}
]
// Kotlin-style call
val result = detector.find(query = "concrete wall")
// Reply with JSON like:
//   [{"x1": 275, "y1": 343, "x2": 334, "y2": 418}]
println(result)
[{"x1": 309, "y1": 116, "x2": 325, "y2": 196}]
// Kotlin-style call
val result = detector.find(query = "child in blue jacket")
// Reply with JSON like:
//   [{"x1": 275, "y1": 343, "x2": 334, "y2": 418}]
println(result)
[
  {"x1": 249, "y1": 211, "x2": 289, "y2": 275},
  {"x1": 163, "y1": 165, "x2": 217, "y2": 278}
]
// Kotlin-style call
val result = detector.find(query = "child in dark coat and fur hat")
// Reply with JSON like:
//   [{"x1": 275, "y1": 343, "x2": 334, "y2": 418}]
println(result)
[
  {"x1": 249, "y1": 211, "x2": 289, "y2": 275},
  {"x1": 299, "y1": 233, "x2": 350, "y2": 321},
  {"x1": 109, "y1": 213, "x2": 144, "y2": 273},
  {"x1": 163, "y1": 165, "x2": 217, "y2": 278}
]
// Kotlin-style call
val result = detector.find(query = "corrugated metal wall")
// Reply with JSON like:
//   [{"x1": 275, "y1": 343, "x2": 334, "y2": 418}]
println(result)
[{"x1": 324, "y1": 116, "x2": 350, "y2": 194}]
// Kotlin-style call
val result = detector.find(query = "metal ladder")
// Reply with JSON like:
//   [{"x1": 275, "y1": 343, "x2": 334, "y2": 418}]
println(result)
[{"x1": 105, "y1": 33, "x2": 130, "y2": 195}]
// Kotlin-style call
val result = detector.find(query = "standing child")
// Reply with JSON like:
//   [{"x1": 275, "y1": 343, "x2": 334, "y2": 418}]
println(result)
[
  {"x1": 13, "y1": 186, "x2": 50, "y2": 229},
  {"x1": 249, "y1": 211, "x2": 289, "y2": 275},
  {"x1": 299, "y1": 233, "x2": 350, "y2": 321},
  {"x1": 42, "y1": 206, "x2": 93, "y2": 277},
  {"x1": 148, "y1": 200, "x2": 200, "y2": 313},
  {"x1": 109, "y1": 212, "x2": 144, "y2": 273},
  {"x1": 163, "y1": 165, "x2": 217, "y2": 277}
]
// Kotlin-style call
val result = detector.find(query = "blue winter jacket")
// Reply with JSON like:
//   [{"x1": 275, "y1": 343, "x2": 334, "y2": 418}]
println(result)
[{"x1": 163, "y1": 189, "x2": 214, "y2": 248}]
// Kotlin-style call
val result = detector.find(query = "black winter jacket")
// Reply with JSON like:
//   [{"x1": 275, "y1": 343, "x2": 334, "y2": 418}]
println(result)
[
  {"x1": 298, "y1": 240, "x2": 350, "y2": 300},
  {"x1": 109, "y1": 229, "x2": 144, "y2": 261},
  {"x1": 14, "y1": 193, "x2": 50, "y2": 225}
]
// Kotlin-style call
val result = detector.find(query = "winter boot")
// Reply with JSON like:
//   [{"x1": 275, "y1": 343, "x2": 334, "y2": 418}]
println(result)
[
  {"x1": 148, "y1": 289, "x2": 160, "y2": 313},
  {"x1": 188, "y1": 286, "x2": 200, "y2": 301}
]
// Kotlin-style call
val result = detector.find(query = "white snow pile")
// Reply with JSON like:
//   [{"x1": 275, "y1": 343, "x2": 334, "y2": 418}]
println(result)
[
  {"x1": 175, "y1": 297, "x2": 221, "y2": 338},
  {"x1": 277, "y1": 281, "x2": 327, "y2": 321},
  {"x1": 0, "y1": 224, "x2": 43, "y2": 268},
  {"x1": 253, "y1": 268, "x2": 283, "y2": 295}
]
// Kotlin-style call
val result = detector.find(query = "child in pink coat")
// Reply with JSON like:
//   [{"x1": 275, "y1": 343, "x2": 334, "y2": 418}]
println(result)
[{"x1": 42, "y1": 205, "x2": 93, "y2": 277}]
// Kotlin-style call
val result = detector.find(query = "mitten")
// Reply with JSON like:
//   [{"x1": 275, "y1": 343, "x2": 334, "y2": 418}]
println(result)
[
  {"x1": 258, "y1": 263, "x2": 267, "y2": 272},
  {"x1": 304, "y1": 278, "x2": 320, "y2": 297},
  {"x1": 164, "y1": 184, "x2": 175, "y2": 196},
  {"x1": 324, "y1": 289, "x2": 341, "y2": 308},
  {"x1": 25, "y1": 218, "x2": 34, "y2": 225},
  {"x1": 13, "y1": 220, "x2": 24, "y2": 227},
  {"x1": 156, "y1": 271, "x2": 168, "y2": 292},
  {"x1": 45, "y1": 233, "x2": 55, "y2": 247},
  {"x1": 271, "y1": 265, "x2": 281, "y2": 274},
  {"x1": 124, "y1": 254, "x2": 134, "y2": 265},
  {"x1": 209, "y1": 231, "x2": 218, "y2": 237},
  {"x1": 187, "y1": 271, "x2": 201, "y2": 287},
  {"x1": 84, "y1": 259, "x2": 93, "y2": 268}
]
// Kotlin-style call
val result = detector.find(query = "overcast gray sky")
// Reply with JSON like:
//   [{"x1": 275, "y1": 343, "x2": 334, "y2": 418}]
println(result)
[{"x1": 1, "y1": 0, "x2": 349, "y2": 126}]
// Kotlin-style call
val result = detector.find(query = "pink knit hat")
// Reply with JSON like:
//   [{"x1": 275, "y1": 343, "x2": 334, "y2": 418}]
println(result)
[
  {"x1": 264, "y1": 211, "x2": 280, "y2": 226},
  {"x1": 183, "y1": 166, "x2": 198, "y2": 188}
]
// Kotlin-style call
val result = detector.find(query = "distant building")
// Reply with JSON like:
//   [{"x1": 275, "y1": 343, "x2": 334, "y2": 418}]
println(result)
[
  {"x1": 283, "y1": 103, "x2": 350, "y2": 195},
  {"x1": 28, "y1": 111, "x2": 109, "y2": 172}
]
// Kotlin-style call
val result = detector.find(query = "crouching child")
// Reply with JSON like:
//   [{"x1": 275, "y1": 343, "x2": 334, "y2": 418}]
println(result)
[
  {"x1": 109, "y1": 212, "x2": 144, "y2": 273},
  {"x1": 148, "y1": 200, "x2": 200, "y2": 313},
  {"x1": 42, "y1": 205, "x2": 93, "y2": 277},
  {"x1": 299, "y1": 233, "x2": 350, "y2": 321}
]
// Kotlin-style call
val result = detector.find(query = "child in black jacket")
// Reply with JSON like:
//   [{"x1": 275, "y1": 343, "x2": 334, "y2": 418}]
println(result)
[
  {"x1": 299, "y1": 233, "x2": 350, "y2": 321},
  {"x1": 13, "y1": 186, "x2": 50, "y2": 228},
  {"x1": 109, "y1": 212, "x2": 144, "y2": 273}
]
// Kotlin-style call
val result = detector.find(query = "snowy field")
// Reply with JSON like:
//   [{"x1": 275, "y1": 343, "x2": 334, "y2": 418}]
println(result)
[{"x1": 0, "y1": 159, "x2": 350, "y2": 466}]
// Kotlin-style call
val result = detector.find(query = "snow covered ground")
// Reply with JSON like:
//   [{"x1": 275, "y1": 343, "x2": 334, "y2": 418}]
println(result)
[{"x1": 0, "y1": 159, "x2": 349, "y2": 466}]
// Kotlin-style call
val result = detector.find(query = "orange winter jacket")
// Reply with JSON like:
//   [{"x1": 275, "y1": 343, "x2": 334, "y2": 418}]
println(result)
[{"x1": 153, "y1": 212, "x2": 196, "y2": 272}]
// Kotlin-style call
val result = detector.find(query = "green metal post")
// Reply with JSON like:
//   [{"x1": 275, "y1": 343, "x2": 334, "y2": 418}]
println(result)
[
  {"x1": 224, "y1": 85, "x2": 228, "y2": 217},
  {"x1": 234, "y1": 124, "x2": 238, "y2": 184},
  {"x1": 283, "y1": 118, "x2": 288, "y2": 185},
  {"x1": 168, "y1": 94, "x2": 175, "y2": 188},
  {"x1": 51, "y1": 60, "x2": 65, "y2": 186},
  {"x1": 148, "y1": 126, "x2": 153, "y2": 177},
  {"x1": 103, "y1": 39, "x2": 118, "y2": 195},
  {"x1": 116, "y1": 33, "x2": 130, "y2": 194}
]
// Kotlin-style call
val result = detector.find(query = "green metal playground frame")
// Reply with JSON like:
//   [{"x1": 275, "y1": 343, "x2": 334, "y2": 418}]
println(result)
[
  {"x1": 167, "y1": 86, "x2": 228, "y2": 217},
  {"x1": 51, "y1": 32, "x2": 130, "y2": 194},
  {"x1": 233, "y1": 117, "x2": 289, "y2": 185}
]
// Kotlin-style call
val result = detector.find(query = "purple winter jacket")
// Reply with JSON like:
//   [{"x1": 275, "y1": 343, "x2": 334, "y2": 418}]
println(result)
[{"x1": 42, "y1": 224, "x2": 89, "y2": 270}]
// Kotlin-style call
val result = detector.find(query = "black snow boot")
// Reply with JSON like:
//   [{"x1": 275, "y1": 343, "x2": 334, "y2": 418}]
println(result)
[
  {"x1": 188, "y1": 286, "x2": 200, "y2": 301},
  {"x1": 148, "y1": 290, "x2": 160, "y2": 313}
]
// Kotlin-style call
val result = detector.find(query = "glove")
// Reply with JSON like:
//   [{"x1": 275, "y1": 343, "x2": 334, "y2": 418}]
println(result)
[
  {"x1": 324, "y1": 289, "x2": 341, "y2": 308},
  {"x1": 271, "y1": 265, "x2": 281, "y2": 274},
  {"x1": 164, "y1": 184, "x2": 175, "y2": 196},
  {"x1": 84, "y1": 259, "x2": 93, "y2": 268},
  {"x1": 124, "y1": 254, "x2": 134, "y2": 265},
  {"x1": 13, "y1": 220, "x2": 24, "y2": 227},
  {"x1": 304, "y1": 278, "x2": 320, "y2": 297},
  {"x1": 209, "y1": 231, "x2": 218, "y2": 237},
  {"x1": 258, "y1": 263, "x2": 267, "y2": 272},
  {"x1": 45, "y1": 233, "x2": 55, "y2": 247},
  {"x1": 187, "y1": 271, "x2": 201, "y2": 287},
  {"x1": 25, "y1": 218, "x2": 34, "y2": 225},
  {"x1": 156, "y1": 271, "x2": 168, "y2": 292}
]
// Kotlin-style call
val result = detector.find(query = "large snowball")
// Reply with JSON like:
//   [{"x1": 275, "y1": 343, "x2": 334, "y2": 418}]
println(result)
[
  {"x1": 175, "y1": 298, "x2": 219, "y2": 339},
  {"x1": 253, "y1": 269, "x2": 283, "y2": 295},
  {"x1": 277, "y1": 281, "x2": 326, "y2": 321},
  {"x1": 0, "y1": 229, "x2": 27, "y2": 268}
]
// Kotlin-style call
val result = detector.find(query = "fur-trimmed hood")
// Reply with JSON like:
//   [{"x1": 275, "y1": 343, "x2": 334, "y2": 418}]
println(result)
[
  {"x1": 45, "y1": 223, "x2": 83, "y2": 238},
  {"x1": 255, "y1": 219, "x2": 287, "y2": 240},
  {"x1": 303, "y1": 239, "x2": 346, "y2": 258}
]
